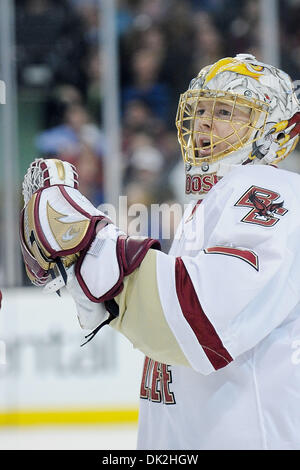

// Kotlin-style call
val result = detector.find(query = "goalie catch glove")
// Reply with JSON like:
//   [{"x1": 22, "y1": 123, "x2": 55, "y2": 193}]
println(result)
[{"x1": 20, "y1": 158, "x2": 160, "y2": 339}]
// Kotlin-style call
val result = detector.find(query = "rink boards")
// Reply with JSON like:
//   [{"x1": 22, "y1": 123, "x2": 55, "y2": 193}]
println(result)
[{"x1": 0, "y1": 287, "x2": 143, "y2": 426}]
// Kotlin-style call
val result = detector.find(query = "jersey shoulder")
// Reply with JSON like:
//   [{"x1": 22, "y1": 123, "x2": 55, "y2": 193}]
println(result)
[
  {"x1": 222, "y1": 164, "x2": 300, "y2": 195},
  {"x1": 207, "y1": 164, "x2": 300, "y2": 207},
  {"x1": 203, "y1": 164, "x2": 300, "y2": 234}
]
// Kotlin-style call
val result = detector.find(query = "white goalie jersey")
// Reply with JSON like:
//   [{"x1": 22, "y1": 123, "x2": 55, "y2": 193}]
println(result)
[
  {"x1": 111, "y1": 164, "x2": 300, "y2": 450},
  {"x1": 19, "y1": 52, "x2": 300, "y2": 451}
]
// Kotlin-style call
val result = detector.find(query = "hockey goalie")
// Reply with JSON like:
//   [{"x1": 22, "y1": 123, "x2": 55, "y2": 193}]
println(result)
[{"x1": 20, "y1": 54, "x2": 300, "y2": 450}]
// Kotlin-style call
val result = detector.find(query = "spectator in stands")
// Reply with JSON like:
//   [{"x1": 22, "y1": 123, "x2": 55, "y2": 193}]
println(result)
[
  {"x1": 36, "y1": 102, "x2": 104, "y2": 161},
  {"x1": 84, "y1": 46, "x2": 103, "y2": 125},
  {"x1": 122, "y1": 48, "x2": 170, "y2": 121},
  {"x1": 122, "y1": 99, "x2": 165, "y2": 156},
  {"x1": 35, "y1": 102, "x2": 105, "y2": 206},
  {"x1": 15, "y1": 0, "x2": 87, "y2": 90},
  {"x1": 190, "y1": 11, "x2": 224, "y2": 76},
  {"x1": 75, "y1": 142, "x2": 104, "y2": 206}
]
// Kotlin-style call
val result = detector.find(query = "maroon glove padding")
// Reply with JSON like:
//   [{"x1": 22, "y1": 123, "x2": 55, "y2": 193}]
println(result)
[{"x1": 76, "y1": 233, "x2": 161, "y2": 303}]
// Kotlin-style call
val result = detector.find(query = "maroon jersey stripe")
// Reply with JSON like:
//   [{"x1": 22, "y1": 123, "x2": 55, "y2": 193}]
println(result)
[
  {"x1": 204, "y1": 246, "x2": 259, "y2": 271},
  {"x1": 175, "y1": 257, "x2": 233, "y2": 370}
]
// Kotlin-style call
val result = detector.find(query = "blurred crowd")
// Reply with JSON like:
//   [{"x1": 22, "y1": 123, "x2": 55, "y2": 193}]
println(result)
[{"x1": 15, "y1": 0, "x2": 300, "y2": 245}]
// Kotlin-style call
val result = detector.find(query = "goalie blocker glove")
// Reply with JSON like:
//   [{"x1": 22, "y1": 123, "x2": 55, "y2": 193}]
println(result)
[{"x1": 20, "y1": 158, "x2": 161, "y2": 341}]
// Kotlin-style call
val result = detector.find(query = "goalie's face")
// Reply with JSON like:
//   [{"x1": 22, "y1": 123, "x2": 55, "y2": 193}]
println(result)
[
  {"x1": 194, "y1": 99, "x2": 251, "y2": 157},
  {"x1": 176, "y1": 90, "x2": 269, "y2": 166}
]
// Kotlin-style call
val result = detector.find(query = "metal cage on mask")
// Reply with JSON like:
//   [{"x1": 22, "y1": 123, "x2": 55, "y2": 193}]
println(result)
[{"x1": 176, "y1": 89, "x2": 270, "y2": 166}]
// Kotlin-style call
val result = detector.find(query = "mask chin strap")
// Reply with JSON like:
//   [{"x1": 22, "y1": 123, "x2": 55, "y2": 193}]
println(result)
[{"x1": 43, "y1": 258, "x2": 68, "y2": 295}]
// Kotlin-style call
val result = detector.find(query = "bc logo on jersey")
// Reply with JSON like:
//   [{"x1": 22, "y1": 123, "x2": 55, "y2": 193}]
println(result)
[{"x1": 235, "y1": 185, "x2": 288, "y2": 227}]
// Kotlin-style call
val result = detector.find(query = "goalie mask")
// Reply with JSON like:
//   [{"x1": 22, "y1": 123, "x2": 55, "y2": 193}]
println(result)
[
  {"x1": 20, "y1": 158, "x2": 108, "y2": 286},
  {"x1": 176, "y1": 53, "x2": 300, "y2": 198}
]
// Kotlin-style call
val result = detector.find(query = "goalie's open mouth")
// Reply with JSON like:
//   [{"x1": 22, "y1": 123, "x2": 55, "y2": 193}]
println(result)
[{"x1": 198, "y1": 138, "x2": 215, "y2": 156}]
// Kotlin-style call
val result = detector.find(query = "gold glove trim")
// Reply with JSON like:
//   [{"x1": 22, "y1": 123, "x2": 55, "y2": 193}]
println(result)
[
  {"x1": 24, "y1": 193, "x2": 52, "y2": 270},
  {"x1": 47, "y1": 202, "x2": 90, "y2": 251}
]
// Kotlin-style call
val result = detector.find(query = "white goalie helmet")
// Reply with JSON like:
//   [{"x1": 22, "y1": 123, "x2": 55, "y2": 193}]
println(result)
[{"x1": 176, "y1": 53, "x2": 300, "y2": 198}]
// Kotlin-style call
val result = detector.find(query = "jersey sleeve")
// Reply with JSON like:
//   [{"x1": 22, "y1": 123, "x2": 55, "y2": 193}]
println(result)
[{"x1": 111, "y1": 166, "x2": 300, "y2": 375}]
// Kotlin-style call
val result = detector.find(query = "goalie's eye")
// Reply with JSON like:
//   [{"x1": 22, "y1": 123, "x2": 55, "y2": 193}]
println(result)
[
  {"x1": 195, "y1": 106, "x2": 232, "y2": 118},
  {"x1": 217, "y1": 108, "x2": 231, "y2": 117}
]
